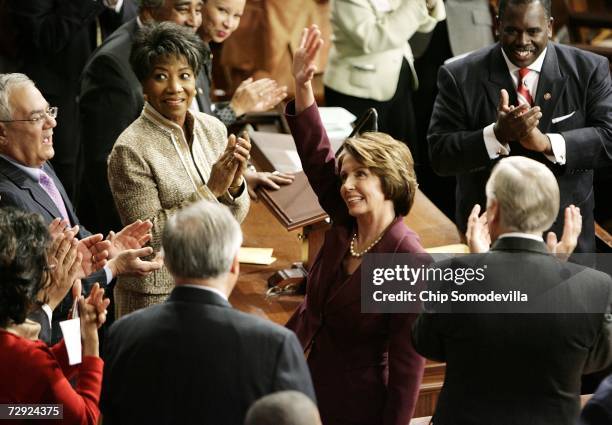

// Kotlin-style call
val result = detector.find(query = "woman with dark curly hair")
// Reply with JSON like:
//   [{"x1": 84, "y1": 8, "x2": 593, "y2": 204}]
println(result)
[{"x1": 0, "y1": 208, "x2": 109, "y2": 425}]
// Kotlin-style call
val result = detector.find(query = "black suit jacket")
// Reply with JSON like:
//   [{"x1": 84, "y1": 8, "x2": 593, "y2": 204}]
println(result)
[
  {"x1": 78, "y1": 19, "x2": 211, "y2": 234},
  {"x1": 101, "y1": 285, "x2": 315, "y2": 425},
  {"x1": 428, "y1": 43, "x2": 612, "y2": 252},
  {"x1": 0, "y1": 157, "x2": 109, "y2": 340},
  {"x1": 413, "y1": 237, "x2": 612, "y2": 425}
]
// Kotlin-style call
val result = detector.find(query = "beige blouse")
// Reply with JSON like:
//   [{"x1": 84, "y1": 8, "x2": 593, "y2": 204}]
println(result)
[{"x1": 108, "y1": 103, "x2": 250, "y2": 295}]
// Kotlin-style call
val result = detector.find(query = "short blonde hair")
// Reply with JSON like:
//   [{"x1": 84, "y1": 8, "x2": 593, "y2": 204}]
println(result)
[
  {"x1": 486, "y1": 156, "x2": 559, "y2": 233},
  {"x1": 337, "y1": 132, "x2": 417, "y2": 216}
]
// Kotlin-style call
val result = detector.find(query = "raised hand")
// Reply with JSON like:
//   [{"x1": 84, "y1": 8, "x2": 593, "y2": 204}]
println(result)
[
  {"x1": 229, "y1": 77, "x2": 288, "y2": 117},
  {"x1": 466, "y1": 204, "x2": 491, "y2": 253},
  {"x1": 493, "y1": 89, "x2": 542, "y2": 143},
  {"x1": 292, "y1": 25, "x2": 324, "y2": 87},
  {"x1": 546, "y1": 205, "x2": 582, "y2": 261},
  {"x1": 107, "y1": 219, "x2": 153, "y2": 259}
]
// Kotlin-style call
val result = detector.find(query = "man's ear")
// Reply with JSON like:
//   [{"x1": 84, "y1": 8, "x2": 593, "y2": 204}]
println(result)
[
  {"x1": 547, "y1": 17, "x2": 554, "y2": 38},
  {"x1": 0, "y1": 123, "x2": 8, "y2": 147},
  {"x1": 495, "y1": 15, "x2": 501, "y2": 37},
  {"x1": 229, "y1": 254, "x2": 240, "y2": 277}
]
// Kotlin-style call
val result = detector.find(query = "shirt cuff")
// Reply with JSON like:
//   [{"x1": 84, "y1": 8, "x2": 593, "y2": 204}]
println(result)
[
  {"x1": 483, "y1": 123, "x2": 511, "y2": 159},
  {"x1": 104, "y1": 265, "x2": 113, "y2": 282},
  {"x1": 544, "y1": 133, "x2": 566, "y2": 164},
  {"x1": 103, "y1": 0, "x2": 123, "y2": 12},
  {"x1": 41, "y1": 304, "x2": 53, "y2": 327}
]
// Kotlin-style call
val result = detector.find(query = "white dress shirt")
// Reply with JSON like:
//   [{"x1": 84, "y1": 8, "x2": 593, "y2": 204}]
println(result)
[{"x1": 482, "y1": 47, "x2": 567, "y2": 165}]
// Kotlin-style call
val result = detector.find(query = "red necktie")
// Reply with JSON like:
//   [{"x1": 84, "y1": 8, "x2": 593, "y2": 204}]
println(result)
[{"x1": 517, "y1": 68, "x2": 534, "y2": 107}]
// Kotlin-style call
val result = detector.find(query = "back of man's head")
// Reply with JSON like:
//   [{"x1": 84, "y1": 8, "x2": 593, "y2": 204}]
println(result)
[
  {"x1": 486, "y1": 156, "x2": 559, "y2": 234},
  {"x1": 244, "y1": 391, "x2": 321, "y2": 425},
  {"x1": 162, "y1": 200, "x2": 242, "y2": 282}
]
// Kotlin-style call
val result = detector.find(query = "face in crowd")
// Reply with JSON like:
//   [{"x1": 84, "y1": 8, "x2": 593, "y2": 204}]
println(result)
[
  {"x1": 0, "y1": 83, "x2": 56, "y2": 168},
  {"x1": 497, "y1": 0, "x2": 553, "y2": 68},
  {"x1": 200, "y1": 0, "x2": 246, "y2": 43}
]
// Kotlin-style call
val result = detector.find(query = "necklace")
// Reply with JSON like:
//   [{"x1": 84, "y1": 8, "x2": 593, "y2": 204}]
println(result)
[{"x1": 350, "y1": 231, "x2": 385, "y2": 257}]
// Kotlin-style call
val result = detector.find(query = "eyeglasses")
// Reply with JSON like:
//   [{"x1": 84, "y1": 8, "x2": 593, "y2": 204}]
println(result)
[{"x1": 0, "y1": 106, "x2": 58, "y2": 123}]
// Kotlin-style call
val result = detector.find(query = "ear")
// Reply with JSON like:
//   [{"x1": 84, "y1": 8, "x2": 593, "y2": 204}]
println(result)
[
  {"x1": 228, "y1": 254, "x2": 240, "y2": 277},
  {"x1": 547, "y1": 17, "x2": 554, "y2": 38},
  {"x1": 487, "y1": 199, "x2": 500, "y2": 226},
  {"x1": 495, "y1": 15, "x2": 501, "y2": 37},
  {"x1": 0, "y1": 123, "x2": 8, "y2": 146}
]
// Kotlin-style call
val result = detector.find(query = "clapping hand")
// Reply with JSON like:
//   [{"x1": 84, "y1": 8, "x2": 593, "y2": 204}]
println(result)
[
  {"x1": 41, "y1": 232, "x2": 81, "y2": 310},
  {"x1": 494, "y1": 89, "x2": 542, "y2": 143},
  {"x1": 466, "y1": 204, "x2": 491, "y2": 253},
  {"x1": 107, "y1": 219, "x2": 153, "y2": 259},
  {"x1": 76, "y1": 234, "x2": 110, "y2": 278},
  {"x1": 546, "y1": 205, "x2": 582, "y2": 261},
  {"x1": 229, "y1": 77, "x2": 288, "y2": 117}
]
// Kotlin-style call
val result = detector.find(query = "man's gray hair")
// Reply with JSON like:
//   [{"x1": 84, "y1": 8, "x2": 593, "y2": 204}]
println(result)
[
  {"x1": 245, "y1": 391, "x2": 320, "y2": 425},
  {"x1": 162, "y1": 200, "x2": 243, "y2": 280},
  {"x1": 485, "y1": 156, "x2": 559, "y2": 233},
  {"x1": 0, "y1": 73, "x2": 34, "y2": 121}
]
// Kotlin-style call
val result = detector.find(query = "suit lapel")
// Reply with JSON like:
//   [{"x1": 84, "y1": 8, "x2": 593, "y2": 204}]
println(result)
[
  {"x1": 534, "y1": 45, "x2": 567, "y2": 133},
  {"x1": 0, "y1": 158, "x2": 60, "y2": 220},
  {"x1": 485, "y1": 45, "x2": 517, "y2": 109}
]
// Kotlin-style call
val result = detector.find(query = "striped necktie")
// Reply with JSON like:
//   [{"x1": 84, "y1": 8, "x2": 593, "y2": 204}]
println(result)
[{"x1": 517, "y1": 67, "x2": 534, "y2": 106}]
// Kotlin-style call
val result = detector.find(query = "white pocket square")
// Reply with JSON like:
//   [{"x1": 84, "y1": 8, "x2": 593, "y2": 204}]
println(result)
[{"x1": 552, "y1": 111, "x2": 575, "y2": 124}]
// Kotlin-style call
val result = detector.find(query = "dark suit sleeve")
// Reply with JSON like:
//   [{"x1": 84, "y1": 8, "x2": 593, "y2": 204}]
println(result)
[
  {"x1": 412, "y1": 312, "x2": 447, "y2": 362},
  {"x1": 284, "y1": 100, "x2": 350, "y2": 224},
  {"x1": 0, "y1": 188, "x2": 31, "y2": 211},
  {"x1": 562, "y1": 56, "x2": 612, "y2": 170},
  {"x1": 9, "y1": 1, "x2": 103, "y2": 57},
  {"x1": 272, "y1": 332, "x2": 316, "y2": 402},
  {"x1": 79, "y1": 53, "x2": 141, "y2": 231},
  {"x1": 428, "y1": 65, "x2": 493, "y2": 176},
  {"x1": 584, "y1": 281, "x2": 612, "y2": 374}
]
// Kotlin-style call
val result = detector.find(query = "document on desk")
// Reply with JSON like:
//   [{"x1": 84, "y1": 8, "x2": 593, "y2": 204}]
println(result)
[{"x1": 239, "y1": 247, "x2": 276, "y2": 265}]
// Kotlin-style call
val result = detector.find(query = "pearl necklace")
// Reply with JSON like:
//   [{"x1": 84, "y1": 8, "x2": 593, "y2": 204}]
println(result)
[{"x1": 350, "y1": 232, "x2": 384, "y2": 257}]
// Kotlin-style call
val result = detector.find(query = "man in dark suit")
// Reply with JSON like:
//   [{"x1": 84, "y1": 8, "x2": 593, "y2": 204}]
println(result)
[
  {"x1": 413, "y1": 156, "x2": 612, "y2": 425},
  {"x1": 6, "y1": 0, "x2": 130, "y2": 200},
  {"x1": 428, "y1": 0, "x2": 612, "y2": 253},
  {"x1": 0, "y1": 73, "x2": 162, "y2": 342},
  {"x1": 101, "y1": 200, "x2": 315, "y2": 425}
]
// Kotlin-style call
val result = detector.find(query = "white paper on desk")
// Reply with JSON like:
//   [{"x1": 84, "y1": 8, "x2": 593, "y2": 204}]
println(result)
[
  {"x1": 319, "y1": 107, "x2": 356, "y2": 126},
  {"x1": 59, "y1": 318, "x2": 82, "y2": 365},
  {"x1": 238, "y1": 247, "x2": 276, "y2": 265}
]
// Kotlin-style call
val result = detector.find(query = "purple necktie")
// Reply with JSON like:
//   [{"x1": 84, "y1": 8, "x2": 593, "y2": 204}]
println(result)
[{"x1": 39, "y1": 171, "x2": 69, "y2": 221}]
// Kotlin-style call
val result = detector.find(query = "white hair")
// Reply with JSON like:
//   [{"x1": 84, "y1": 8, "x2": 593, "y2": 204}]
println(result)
[
  {"x1": 485, "y1": 156, "x2": 560, "y2": 233},
  {"x1": 0, "y1": 73, "x2": 34, "y2": 121},
  {"x1": 162, "y1": 200, "x2": 242, "y2": 280}
]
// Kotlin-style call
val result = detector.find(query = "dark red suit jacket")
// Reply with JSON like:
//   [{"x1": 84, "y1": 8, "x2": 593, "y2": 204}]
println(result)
[
  {"x1": 285, "y1": 101, "x2": 426, "y2": 425},
  {"x1": 0, "y1": 329, "x2": 103, "y2": 425}
]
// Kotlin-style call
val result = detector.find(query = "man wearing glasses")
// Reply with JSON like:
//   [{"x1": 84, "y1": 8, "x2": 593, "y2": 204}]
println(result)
[{"x1": 0, "y1": 73, "x2": 162, "y2": 344}]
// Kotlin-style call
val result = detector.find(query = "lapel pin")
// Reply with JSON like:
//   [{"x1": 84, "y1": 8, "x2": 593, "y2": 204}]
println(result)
[
  {"x1": 198, "y1": 88, "x2": 204, "y2": 94},
  {"x1": 544, "y1": 92, "x2": 552, "y2": 100}
]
